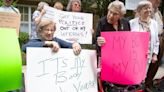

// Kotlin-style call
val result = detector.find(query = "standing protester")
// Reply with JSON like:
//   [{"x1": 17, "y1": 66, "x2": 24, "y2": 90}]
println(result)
[
  {"x1": 66, "y1": 0, "x2": 94, "y2": 37},
  {"x1": 53, "y1": 1, "x2": 64, "y2": 10},
  {"x1": 95, "y1": 1, "x2": 131, "y2": 92},
  {"x1": 145, "y1": 0, "x2": 164, "y2": 91},
  {"x1": 30, "y1": 1, "x2": 48, "y2": 39},
  {"x1": 0, "y1": 0, "x2": 19, "y2": 14},
  {"x1": 0, "y1": 0, "x2": 21, "y2": 92},
  {"x1": 129, "y1": 1, "x2": 159, "y2": 92},
  {"x1": 96, "y1": 0, "x2": 130, "y2": 56},
  {"x1": 66, "y1": 0, "x2": 81, "y2": 12}
]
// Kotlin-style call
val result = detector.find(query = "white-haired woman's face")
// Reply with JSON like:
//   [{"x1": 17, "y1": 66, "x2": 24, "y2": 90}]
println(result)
[
  {"x1": 71, "y1": 1, "x2": 81, "y2": 12},
  {"x1": 107, "y1": 8, "x2": 121, "y2": 24},
  {"x1": 40, "y1": 23, "x2": 55, "y2": 41},
  {"x1": 139, "y1": 5, "x2": 152, "y2": 18}
]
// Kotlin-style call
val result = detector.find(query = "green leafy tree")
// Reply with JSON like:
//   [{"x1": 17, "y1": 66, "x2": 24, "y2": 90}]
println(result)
[
  {"x1": 96, "y1": 0, "x2": 111, "y2": 17},
  {"x1": 0, "y1": 0, "x2": 18, "y2": 6},
  {"x1": 0, "y1": 0, "x2": 3, "y2": 6}
]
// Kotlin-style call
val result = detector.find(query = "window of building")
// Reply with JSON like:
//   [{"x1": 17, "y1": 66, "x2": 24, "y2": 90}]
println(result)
[{"x1": 16, "y1": 5, "x2": 36, "y2": 34}]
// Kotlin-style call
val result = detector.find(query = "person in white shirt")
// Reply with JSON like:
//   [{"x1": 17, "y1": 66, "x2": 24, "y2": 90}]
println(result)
[
  {"x1": 130, "y1": 1, "x2": 159, "y2": 91},
  {"x1": 145, "y1": 0, "x2": 164, "y2": 91},
  {"x1": 0, "y1": 0, "x2": 20, "y2": 14},
  {"x1": 0, "y1": 0, "x2": 21, "y2": 92}
]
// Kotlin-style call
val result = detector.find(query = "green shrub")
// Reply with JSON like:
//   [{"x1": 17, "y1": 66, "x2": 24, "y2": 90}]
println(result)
[
  {"x1": 19, "y1": 32, "x2": 29, "y2": 48},
  {"x1": 0, "y1": 0, "x2": 18, "y2": 6},
  {"x1": 19, "y1": 32, "x2": 29, "y2": 65}
]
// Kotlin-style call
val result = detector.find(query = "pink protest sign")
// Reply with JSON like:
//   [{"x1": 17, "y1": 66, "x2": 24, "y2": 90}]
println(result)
[{"x1": 101, "y1": 32, "x2": 149, "y2": 85}]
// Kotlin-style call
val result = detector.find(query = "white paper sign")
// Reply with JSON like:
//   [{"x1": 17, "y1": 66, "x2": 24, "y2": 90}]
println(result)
[
  {"x1": 43, "y1": 6, "x2": 93, "y2": 44},
  {"x1": 26, "y1": 48, "x2": 97, "y2": 92},
  {"x1": 125, "y1": 0, "x2": 142, "y2": 10}
]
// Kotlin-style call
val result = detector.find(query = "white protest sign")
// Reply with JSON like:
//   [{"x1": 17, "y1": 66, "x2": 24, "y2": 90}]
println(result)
[
  {"x1": 125, "y1": 0, "x2": 142, "y2": 10},
  {"x1": 43, "y1": 6, "x2": 93, "y2": 44},
  {"x1": 26, "y1": 48, "x2": 97, "y2": 92},
  {"x1": 42, "y1": 6, "x2": 56, "y2": 21}
]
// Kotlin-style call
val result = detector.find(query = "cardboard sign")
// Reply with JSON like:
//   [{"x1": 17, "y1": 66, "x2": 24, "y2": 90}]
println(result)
[
  {"x1": 26, "y1": 48, "x2": 97, "y2": 92},
  {"x1": 0, "y1": 12, "x2": 21, "y2": 36},
  {"x1": 0, "y1": 28, "x2": 22, "y2": 91},
  {"x1": 101, "y1": 32, "x2": 149, "y2": 85},
  {"x1": 43, "y1": 6, "x2": 93, "y2": 44}
]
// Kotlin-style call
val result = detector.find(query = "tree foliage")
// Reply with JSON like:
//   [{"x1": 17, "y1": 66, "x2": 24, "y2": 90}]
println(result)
[
  {"x1": 0, "y1": 0, "x2": 18, "y2": 6},
  {"x1": 0, "y1": 0, "x2": 3, "y2": 6},
  {"x1": 96, "y1": 0, "x2": 111, "y2": 17},
  {"x1": 19, "y1": 32, "x2": 29, "y2": 47}
]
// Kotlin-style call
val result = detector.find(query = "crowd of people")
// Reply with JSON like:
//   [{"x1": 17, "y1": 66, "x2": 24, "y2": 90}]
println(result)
[{"x1": 0, "y1": 0, "x2": 164, "y2": 92}]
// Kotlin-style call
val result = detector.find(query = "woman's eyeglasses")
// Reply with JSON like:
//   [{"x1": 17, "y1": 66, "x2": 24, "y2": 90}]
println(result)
[{"x1": 43, "y1": 28, "x2": 55, "y2": 32}]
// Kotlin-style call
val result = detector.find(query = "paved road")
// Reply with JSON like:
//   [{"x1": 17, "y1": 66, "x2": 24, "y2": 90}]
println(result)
[
  {"x1": 154, "y1": 63, "x2": 164, "y2": 79},
  {"x1": 154, "y1": 56, "x2": 164, "y2": 79}
]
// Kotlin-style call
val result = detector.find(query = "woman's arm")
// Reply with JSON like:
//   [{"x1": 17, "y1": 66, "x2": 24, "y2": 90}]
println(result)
[
  {"x1": 54, "y1": 38, "x2": 81, "y2": 55},
  {"x1": 22, "y1": 39, "x2": 45, "y2": 53},
  {"x1": 33, "y1": 10, "x2": 46, "y2": 25}
]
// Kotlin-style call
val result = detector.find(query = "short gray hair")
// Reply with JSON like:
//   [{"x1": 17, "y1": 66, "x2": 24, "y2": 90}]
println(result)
[
  {"x1": 66, "y1": 0, "x2": 81, "y2": 11},
  {"x1": 37, "y1": 2, "x2": 49, "y2": 11},
  {"x1": 136, "y1": 0, "x2": 152, "y2": 13},
  {"x1": 107, "y1": 0, "x2": 126, "y2": 15},
  {"x1": 36, "y1": 19, "x2": 55, "y2": 38}
]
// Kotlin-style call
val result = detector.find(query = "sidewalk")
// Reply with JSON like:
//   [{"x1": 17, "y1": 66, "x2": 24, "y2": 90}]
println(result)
[{"x1": 154, "y1": 64, "x2": 164, "y2": 79}]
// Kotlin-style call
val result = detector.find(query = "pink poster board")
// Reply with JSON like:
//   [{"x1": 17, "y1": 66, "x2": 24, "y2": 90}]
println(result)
[{"x1": 101, "y1": 32, "x2": 149, "y2": 85}]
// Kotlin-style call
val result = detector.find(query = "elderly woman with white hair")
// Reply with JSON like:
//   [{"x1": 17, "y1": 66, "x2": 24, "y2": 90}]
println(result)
[
  {"x1": 66, "y1": 0, "x2": 95, "y2": 35},
  {"x1": 23, "y1": 19, "x2": 81, "y2": 55},
  {"x1": 129, "y1": 1, "x2": 159, "y2": 91},
  {"x1": 22, "y1": 19, "x2": 81, "y2": 92},
  {"x1": 66, "y1": 0, "x2": 81, "y2": 12},
  {"x1": 95, "y1": 1, "x2": 131, "y2": 92},
  {"x1": 96, "y1": 0, "x2": 130, "y2": 55}
]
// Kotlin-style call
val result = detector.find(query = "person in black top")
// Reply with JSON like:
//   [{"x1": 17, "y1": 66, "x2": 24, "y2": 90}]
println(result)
[
  {"x1": 95, "y1": 1, "x2": 131, "y2": 92},
  {"x1": 96, "y1": 0, "x2": 130, "y2": 57}
]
